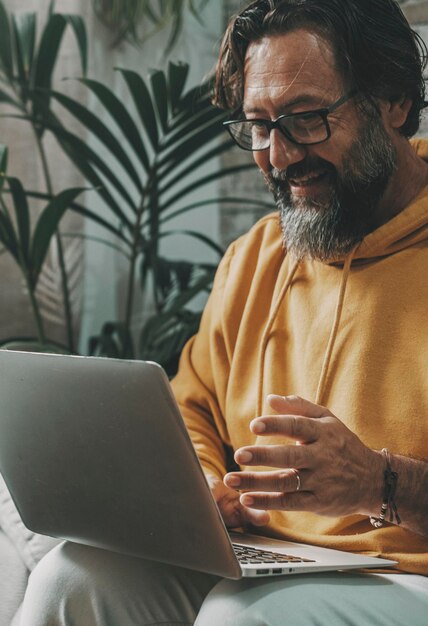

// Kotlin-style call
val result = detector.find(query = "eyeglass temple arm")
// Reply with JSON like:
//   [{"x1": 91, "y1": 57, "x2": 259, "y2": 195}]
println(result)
[{"x1": 328, "y1": 89, "x2": 358, "y2": 113}]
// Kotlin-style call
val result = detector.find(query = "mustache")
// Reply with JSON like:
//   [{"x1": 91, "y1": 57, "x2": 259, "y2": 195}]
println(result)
[{"x1": 270, "y1": 157, "x2": 337, "y2": 184}]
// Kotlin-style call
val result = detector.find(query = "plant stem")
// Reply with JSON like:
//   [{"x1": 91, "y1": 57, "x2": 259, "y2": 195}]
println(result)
[
  {"x1": 34, "y1": 127, "x2": 75, "y2": 353},
  {"x1": 123, "y1": 168, "x2": 156, "y2": 356},
  {"x1": 26, "y1": 274, "x2": 47, "y2": 344},
  {"x1": 123, "y1": 201, "x2": 144, "y2": 357},
  {"x1": 124, "y1": 238, "x2": 137, "y2": 335},
  {"x1": 148, "y1": 173, "x2": 161, "y2": 313},
  {"x1": 0, "y1": 193, "x2": 47, "y2": 343}
]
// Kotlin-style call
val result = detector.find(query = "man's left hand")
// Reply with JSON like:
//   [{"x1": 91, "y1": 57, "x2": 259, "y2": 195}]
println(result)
[{"x1": 224, "y1": 394, "x2": 383, "y2": 517}]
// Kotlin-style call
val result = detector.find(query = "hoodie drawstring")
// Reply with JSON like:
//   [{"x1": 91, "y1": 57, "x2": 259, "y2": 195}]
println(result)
[
  {"x1": 256, "y1": 258, "x2": 300, "y2": 416},
  {"x1": 315, "y1": 245, "x2": 358, "y2": 405},
  {"x1": 256, "y1": 245, "x2": 359, "y2": 416}
]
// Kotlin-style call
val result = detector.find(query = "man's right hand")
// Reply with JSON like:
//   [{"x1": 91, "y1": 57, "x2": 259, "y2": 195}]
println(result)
[{"x1": 205, "y1": 474, "x2": 270, "y2": 529}]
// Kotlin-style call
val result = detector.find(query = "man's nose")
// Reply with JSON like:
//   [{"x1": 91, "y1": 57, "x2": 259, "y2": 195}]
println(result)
[{"x1": 268, "y1": 128, "x2": 307, "y2": 171}]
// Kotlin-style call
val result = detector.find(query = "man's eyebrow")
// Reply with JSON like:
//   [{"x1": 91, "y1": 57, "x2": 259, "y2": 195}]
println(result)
[{"x1": 243, "y1": 94, "x2": 328, "y2": 116}]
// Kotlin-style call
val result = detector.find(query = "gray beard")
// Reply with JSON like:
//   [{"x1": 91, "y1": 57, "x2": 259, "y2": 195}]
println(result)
[{"x1": 265, "y1": 115, "x2": 397, "y2": 261}]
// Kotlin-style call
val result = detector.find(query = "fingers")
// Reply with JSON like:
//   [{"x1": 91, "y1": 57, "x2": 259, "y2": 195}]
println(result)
[
  {"x1": 240, "y1": 491, "x2": 313, "y2": 511},
  {"x1": 248, "y1": 395, "x2": 333, "y2": 443},
  {"x1": 221, "y1": 397, "x2": 339, "y2": 517},
  {"x1": 234, "y1": 443, "x2": 308, "y2": 468},
  {"x1": 250, "y1": 413, "x2": 319, "y2": 442},
  {"x1": 225, "y1": 469, "x2": 303, "y2": 493},
  {"x1": 210, "y1": 474, "x2": 270, "y2": 528},
  {"x1": 267, "y1": 394, "x2": 331, "y2": 419},
  {"x1": 242, "y1": 506, "x2": 271, "y2": 527}
]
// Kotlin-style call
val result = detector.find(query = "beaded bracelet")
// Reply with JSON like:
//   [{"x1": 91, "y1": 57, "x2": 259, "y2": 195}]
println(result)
[{"x1": 370, "y1": 448, "x2": 401, "y2": 528}]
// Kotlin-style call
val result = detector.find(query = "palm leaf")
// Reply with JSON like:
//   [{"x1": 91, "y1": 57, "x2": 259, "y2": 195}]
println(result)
[
  {"x1": 159, "y1": 164, "x2": 257, "y2": 214},
  {"x1": 49, "y1": 89, "x2": 144, "y2": 194},
  {"x1": 30, "y1": 13, "x2": 67, "y2": 125},
  {"x1": 149, "y1": 69, "x2": 168, "y2": 134},
  {"x1": 144, "y1": 1, "x2": 162, "y2": 25},
  {"x1": 91, "y1": 0, "x2": 207, "y2": 56},
  {"x1": 8, "y1": 176, "x2": 30, "y2": 265},
  {"x1": 48, "y1": 1, "x2": 56, "y2": 19},
  {"x1": 18, "y1": 189, "x2": 131, "y2": 245},
  {"x1": 156, "y1": 197, "x2": 273, "y2": 226},
  {"x1": 45, "y1": 117, "x2": 138, "y2": 224},
  {"x1": 31, "y1": 13, "x2": 65, "y2": 88},
  {"x1": 11, "y1": 12, "x2": 36, "y2": 97},
  {"x1": 138, "y1": 309, "x2": 200, "y2": 374},
  {"x1": 61, "y1": 231, "x2": 131, "y2": 259},
  {"x1": 163, "y1": 5, "x2": 183, "y2": 57},
  {"x1": 0, "y1": 1, "x2": 13, "y2": 79},
  {"x1": 89, "y1": 321, "x2": 134, "y2": 359},
  {"x1": 161, "y1": 105, "x2": 225, "y2": 152},
  {"x1": 174, "y1": 78, "x2": 213, "y2": 115},
  {"x1": 167, "y1": 92, "x2": 215, "y2": 135},
  {"x1": 165, "y1": 272, "x2": 214, "y2": 314},
  {"x1": 0, "y1": 143, "x2": 7, "y2": 192},
  {"x1": 116, "y1": 67, "x2": 159, "y2": 150},
  {"x1": 64, "y1": 14, "x2": 87, "y2": 75},
  {"x1": 158, "y1": 140, "x2": 234, "y2": 195},
  {"x1": 168, "y1": 61, "x2": 189, "y2": 114},
  {"x1": 160, "y1": 229, "x2": 224, "y2": 257},
  {"x1": 31, "y1": 12, "x2": 87, "y2": 127},
  {"x1": 36, "y1": 236, "x2": 83, "y2": 325},
  {"x1": 0, "y1": 87, "x2": 22, "y2": 109},
  {"x1": 157, "y1": 113, "x2": 226, "y2": 171},
  {"x1": 0, "y1": 209, "x2": 19, "y2": 261},
  {"x1": 31, "y1": 186, "x2": 86, "y2": 282},
  {"x1": 78, "y1": 78, "x2": 150, "y2": 173},
  {"x1": 188, "y1": 0, "x2": 209, "y2": 26}
]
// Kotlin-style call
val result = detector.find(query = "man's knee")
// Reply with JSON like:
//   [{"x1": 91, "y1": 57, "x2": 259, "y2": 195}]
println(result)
[
  {"x1": 22, "y1": 541, "x2": 111, "y2": 622},
  {"x1": 22, "y1": 541, "x2": 219, "y2": 626}
]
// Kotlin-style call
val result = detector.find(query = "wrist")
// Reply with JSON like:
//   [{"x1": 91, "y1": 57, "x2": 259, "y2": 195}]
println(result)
[
  {"x1": 369, "y1": 449, "x2": 401, "y2": 528},
  {"x1": 362, "y1": 449, "x2": 385, "y2": 516}
]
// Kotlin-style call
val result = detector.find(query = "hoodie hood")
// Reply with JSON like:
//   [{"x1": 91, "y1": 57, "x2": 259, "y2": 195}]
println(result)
[{"x1": 352, "y1": 138, "x2": 428, "y2": 260}]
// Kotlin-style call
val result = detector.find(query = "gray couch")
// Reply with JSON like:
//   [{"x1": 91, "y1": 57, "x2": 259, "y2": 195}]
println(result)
[{"x1": 0, "y1": 474, "x2": 60, "y2": 626}]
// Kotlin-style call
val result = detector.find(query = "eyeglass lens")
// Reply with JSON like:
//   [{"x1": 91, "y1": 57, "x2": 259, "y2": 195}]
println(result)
[{"x1": 229, "y1": 111, "x2": 328, "y2": 150}]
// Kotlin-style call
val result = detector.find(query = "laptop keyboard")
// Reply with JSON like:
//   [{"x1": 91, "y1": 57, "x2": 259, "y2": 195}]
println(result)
[{"x1": 232, "y1": 543, "x2": 316, "y2": 564}]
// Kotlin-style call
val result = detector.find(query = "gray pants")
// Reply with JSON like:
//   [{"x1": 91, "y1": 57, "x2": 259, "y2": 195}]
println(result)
[{"x1": 20, "y1": 542, "x2": 428, "y2": 626}]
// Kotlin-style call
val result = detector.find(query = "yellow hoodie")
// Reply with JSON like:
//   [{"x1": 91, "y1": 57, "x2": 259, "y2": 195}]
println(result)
[{"x1": 172, "y1": 139, "x2": 428, "y2": 576}]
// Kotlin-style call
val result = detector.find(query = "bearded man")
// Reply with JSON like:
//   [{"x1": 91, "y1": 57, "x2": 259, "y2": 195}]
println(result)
[{"x1": 21, "y1": 1, "x2": 428, "y2": 625}]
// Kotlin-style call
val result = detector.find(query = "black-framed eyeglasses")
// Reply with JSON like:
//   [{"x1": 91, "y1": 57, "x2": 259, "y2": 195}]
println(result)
[{"x1": 223, "y1": 90, "x2": 357, "y2": 151}]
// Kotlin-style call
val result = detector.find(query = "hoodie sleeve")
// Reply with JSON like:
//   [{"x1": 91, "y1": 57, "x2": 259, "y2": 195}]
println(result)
[{"x1": 171, "y1": 243, "x2": 236, "y2": 480}]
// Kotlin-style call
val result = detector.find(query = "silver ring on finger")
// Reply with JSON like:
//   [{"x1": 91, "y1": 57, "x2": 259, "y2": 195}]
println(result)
[{"x1": 291, "y1": 468, "x2": 301, "y2": 492}]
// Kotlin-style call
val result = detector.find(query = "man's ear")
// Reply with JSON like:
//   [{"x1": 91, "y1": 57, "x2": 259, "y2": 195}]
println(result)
[{"x1": 382, "y1": 96, "x2": 412, "y2": 130}]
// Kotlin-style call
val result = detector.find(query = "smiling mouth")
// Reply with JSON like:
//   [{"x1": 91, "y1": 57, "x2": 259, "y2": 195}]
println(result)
[{"x1": 288, "y1": 171, "x2": 328, "y2": 187}]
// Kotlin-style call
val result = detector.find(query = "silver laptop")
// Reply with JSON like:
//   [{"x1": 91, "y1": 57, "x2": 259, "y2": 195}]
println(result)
[{"x1": 0, "y1": 350, "x2": 396, "y2": 579}]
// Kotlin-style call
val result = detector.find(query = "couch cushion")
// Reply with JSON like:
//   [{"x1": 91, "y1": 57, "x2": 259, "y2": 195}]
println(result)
[
  {"x1": 0, "y1": 530, "x2": 28, "y2": 626},
  {"x1": 0, "y1": 474, "x2": 60, "y2": 571}
]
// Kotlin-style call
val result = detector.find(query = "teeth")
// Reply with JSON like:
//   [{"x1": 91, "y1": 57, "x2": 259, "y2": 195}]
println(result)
[{"x1": 290, "y1": 172, "x2": 325, "y2": 185}]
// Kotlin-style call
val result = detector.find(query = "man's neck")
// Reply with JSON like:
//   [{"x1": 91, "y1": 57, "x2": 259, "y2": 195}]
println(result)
[{"x1": 375, "y1": 138, "x2": 428, "y2": 228}]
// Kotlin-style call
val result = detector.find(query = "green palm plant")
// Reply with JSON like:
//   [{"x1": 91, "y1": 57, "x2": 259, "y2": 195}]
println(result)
[
  {"x1": 0, "y1": 144, "x2": 85, "y2": 351},
  {"x1": 32, "y1": 61, "x2": 268, "y2": 372},
  {"x1": 0, "y1": 0, "x2": 87, "y2": 352},
  {"x1": 0, "y1": 2, "x2": 271, "y2": 374}
]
